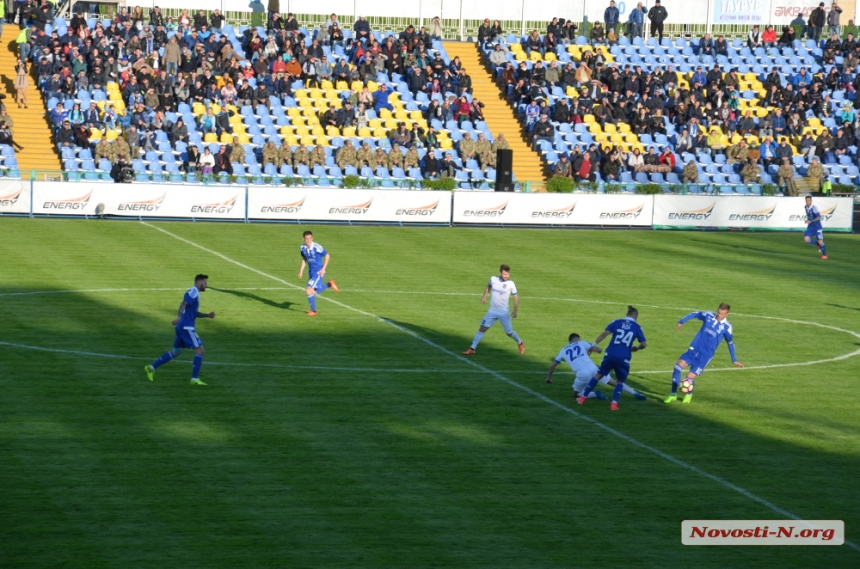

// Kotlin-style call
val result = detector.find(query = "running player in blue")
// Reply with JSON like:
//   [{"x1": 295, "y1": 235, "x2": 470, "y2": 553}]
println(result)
[
  {"x1": 664, "y1": 303, "x2": 744, "y2": 404},
  {"x1": 803, "y1": 195, "x2": 828, "y2": 260},
  {"x1": 145, "y1": 274, "x2": 215, "y2": 386},
  {"x1": 299, "y1": 230, "x2": 339, "y2": 315},
  {"x1": 577, "y1": 305, "x2": 647, "y2": 411}
]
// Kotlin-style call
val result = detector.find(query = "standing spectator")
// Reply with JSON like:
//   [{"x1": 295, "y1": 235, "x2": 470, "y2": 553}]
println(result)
[
  {"x1": 810, "y1": 2, "x2": 826, "y2": 42},
  {"x1": 648, "y1": 0, "x2": 668, "y2": 43},
  {"x1": 163, "y1": 36, "x2": 180, "y2": 78},
  {"x1": 429, "y1": 16, "x2": 443, "y2": 41},
  {"x1": 15, "y1": 59, "x2": 27, "y2": 108},
  {"x1": 604, "y1": 1, "x2": 620, "y2": 34},
  {"x1": 828, "y1": 2, "x2": 843, "y2": 37},
  {"x1": 628, "y1": 2, "x2": 646, "y2": 38}
]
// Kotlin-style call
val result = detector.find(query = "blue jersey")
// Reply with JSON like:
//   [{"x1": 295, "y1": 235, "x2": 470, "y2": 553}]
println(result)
[
  {"x1": 680, "y1": 311, "x2": 737, "y2": 362},
  {"x1": 805, "y1": 204, "x2": 823, "y2": 231},
  {"x1": 300, "y1": 242, "x2": 328, "y2": 275},
  {"x1": 177, "y1": 286, "x2": 201, "y2": 328},
  {"x1": 604, "y1": 317, "x2": 646, "y2": 360}
]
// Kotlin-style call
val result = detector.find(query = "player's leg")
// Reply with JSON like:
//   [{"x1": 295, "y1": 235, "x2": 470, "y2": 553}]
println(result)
[
  {"x1": 817, "y1": 230, "x2": 827, "y2": 258},
  {"x1": 681, "y1": 359, "x2": 707, "y2": 403},
  {"x1": 146, "y1": 332, "x2": 186, "y2": 380},
  {"x1": 666, "y1": 356, "x2": 691, "y2": 402},
  {"x1": 191, "y1": 344, "x2": 207, "y2": 385},
  {"x1": 578, "y1": 358, "x2": 611, "y2": 403},
  {"x1": 606, "y1": 377, "x2": 646, "y2": 400},
  {"x1": 314, "y1": 272, "x2": 331, "y2": 295},
  {"x1": 500, "y1": 313, "x2": 524, "y2": 354},
  {"x1": 609, "y1": 362, "x2": 630, "y2": 409},
  {"x1": 306, "y1": 276, "x2": 319, "y2": 314},
  {"x1": 465, "y1": 312, "x2": 497, "y2": 354},
  {"x1": 574, "y1": 370, "x2": 608, "y2": 400}
]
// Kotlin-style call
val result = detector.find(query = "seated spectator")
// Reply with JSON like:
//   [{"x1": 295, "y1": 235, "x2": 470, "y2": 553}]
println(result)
[
  {"x1": 699, "y1": 33, "x2": 715, "y2": 58},
  {"x1": 762, "y1": 25, "x2": 777, "y2": 48}
]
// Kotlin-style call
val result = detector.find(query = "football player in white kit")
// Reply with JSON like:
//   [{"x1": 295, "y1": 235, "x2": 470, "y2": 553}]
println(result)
[
  {"x1": 463, "y1": 264, "x2": 525, "y2": 355},
  {"x1": 545, "y1": 333, "x2": 647, "y2": 400}
]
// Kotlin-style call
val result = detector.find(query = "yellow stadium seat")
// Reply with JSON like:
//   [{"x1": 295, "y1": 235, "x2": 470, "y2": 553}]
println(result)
[
  {"x1": 294, "y1": 126, "x2": 309, "y2": 137},
  {"x1": 409, "y1": 110, "x2": 423, "y2": 121},
  {"x1": 211, "y1": 103, "x2": 221, "y2": 115},
  {"x1": 357, "y1": 127, "x2": 372, "y2": 138},
  {"x1": 329, "y1": 99, "x2": 343, "y2": 109},
  {"x1": 89, "y1": 129, "x2": 102, "y2": 140},
  {"x1": 515, "y1": 52, "x2": 527, "y2": 61},
  {"x1": 299, "y1": 98, "x2": 314, "y2": 108},
  {"x1": 624, "y1": 133, "x2": 638, "y2": 144},
  {"x1": 367, "y1": 81, "x2": 378, "y2": 92},
  {"x1": 291, "y1": 117, "x2": 306, "y2": 127},
  {"x1": 603, "y1": 123, "x2": 617, "y2": 134},
  {"x1": 238, "y1": 134, "x2": 251, "y2": 144},
  {"x1": 320, "y1": 80, "x2": 334, "y2": 90},
  {"x1": 510, "y1": 43, "x2": 523, "y2": 52},
  {"x1": 316, "y1": 136, "x2": 330, "y2": 146},
  {"x1": 583, "y1": 114, "x2": 595, "y2": 124},
  {"x1": 544, "y1": 52, "x2": 556, "y2": 61},
  {"x1": 192, "y1": 103, "x2": 206, "y2": 115},
  {"x1": 368, "y1": 119, "x2": 382, "y2": 129},
  {"x1": 373, "y1": 127, "x2": 388, "y2": 138},
  {"x1": 287, "y1": 107, "x2": 302, "y2": 117},
  {"x1": 610, "y1": 133, "x2": 624, "y2": 144},
  {"x1": 232, "y1": 125, "x2": 246, "y2": 135},
  {"x1": 306, "y1": 116, "x2": 320, "y2": 126},
  {"x1": 309, "y1": 88, "x2": 323, "y2": 100},
  {"x1": 107, "y1": 129, "x2": 123, "y2": 141},
  {"x1": 745, "y1": 135, "x2": 760, "y2": 146},
  {"x1": 280, "y1": 126, "x2": 294, "y2": 136},
  {"x1": 440, "y1": 139, "x2": 453, "y2": 149},
  {"x1": 385, "y1": 119, "x2": 399, "y2": 129},
  {"x1": 324, "y1": 89, "x2": 339, "y2": 100},
  {"x1": 284, "y1": 135, "x2": 298, "y2": 146},
  {"x1": 530, "y1": 51, "x2": 541, "y2": 61},
  {"x1": 350, "y1": 80, "x2": 363, "y2": 91},
  {"x1": 106, "y1": 81, "x2": 119, "y2": 92},
  {"x1": 588, "y1": 124, "x2": 602, "y2": 135},
  {"x1": 311, "y1": 126, "x2": 325, "y2": 137},
  {"x1": 220, "y1": 133, "x2": 232, "y2": 144},
  {"x1": 336, "y1": 81, "x2": 350, "y2": 91},
  {"x1": 342, "y1": 127, "x2": 357, "y2": 138},
  {"x1": 326, "y1": 126, "x2": 340, "y2": 137},
  {"x1": 754, "y1": 107, "x2": 768, "y2": 118},
  {"x1": 204, "y1": 133, "x2": 218, "y2": 143},
  {"x1": 618, "y1": 123, "x2": 631, "y2": 134},
  {"x1": 394, "y1": 110, "x2": 408, "y2": 120},
  {"x1": 378, "y1": 108, "x2": 393, "y2": 119},
  {"x1": 566, "y1": 85, "x2": 577, "y2": 97},
  {"x1": 300, "y1": 136, "x2": 315, "y2": 146},
  {"x1": 113, "y1": 101, "x2": 126, "y2": 112},
  {"x1": 294, "y1": 89, "x2": 308, "y2": 98},
  {"x1": 807, "y1": 117, "x2": 822, "y2": 128}
]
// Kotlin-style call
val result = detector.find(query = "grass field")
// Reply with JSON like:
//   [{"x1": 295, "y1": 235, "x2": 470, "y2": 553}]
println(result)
[{"x1": 1, "y1": 218, "x2": 859, "y2": 568}]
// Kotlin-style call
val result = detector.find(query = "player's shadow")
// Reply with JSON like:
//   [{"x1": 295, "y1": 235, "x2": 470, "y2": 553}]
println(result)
[
  {"x1": 214, "y1": 288, "x2": 299, "y2": 312},
  {"x1": 826, "y1": 303, "x2": 860, "y2": 312}
]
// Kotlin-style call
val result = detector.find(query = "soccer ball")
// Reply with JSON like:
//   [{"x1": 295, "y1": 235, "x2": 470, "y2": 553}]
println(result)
[{"x1": 680, "y1": 379, "x2": 694, "y2": 394}]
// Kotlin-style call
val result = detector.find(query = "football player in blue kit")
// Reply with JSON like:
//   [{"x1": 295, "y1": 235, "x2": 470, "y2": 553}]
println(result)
[
  {"x1": 803, "y1": 195, "x2": 828, "y2": 260},
  {"x1": 664, "y1": 303, "x2": 744, "y2": 404},
  {"x1": 299, "y1": 230, "x2": 339, "y2": 316},
  {"x1": 577, "y1": 305, "x2": 647, "y2": 411},
  {"x1": 145, "y1": 274, "x2": 215, "y2": 385}
]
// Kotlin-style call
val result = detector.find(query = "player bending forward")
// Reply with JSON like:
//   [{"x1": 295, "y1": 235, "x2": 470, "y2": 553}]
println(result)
[
  {"x1": 463, "y1": 264, "x2": 525, "y2": 355},
  {"x1": 145, "y1": 274, "x2": 215, "y2": 386},
  {"x1": 299, "y1": 230, "x2": 339, "y2": 316},
  {"x1": 546, "y1": 333, "x2": 646, "y2": 401},
  {"x1": 577, "y1": 305, "x2": 647, "y2": 411},
  {"x1": 664, "y1": 303, "x2": 743, "y2": 404},
  {"x1": 803, "y1": 195, "x2": 828, "y2": 260}
]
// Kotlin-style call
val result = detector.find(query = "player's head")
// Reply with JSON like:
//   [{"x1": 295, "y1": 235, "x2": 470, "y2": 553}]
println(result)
[
  {"x1": 627, "y1": 305, "x2": 639, "y2": 318},
  {"x1": 302, "y1": 230, "x2": 314, "y2": 246},
  {"x1": 568, "y1": 333, "x2": 580, "y2": 342},
  {"x1": 194, "y1": 273, "x2": 209, "y2": 291},
  {"x1": 499, "y1": 264, "x2": 511, "y2": 281},
  {"x1": 805, "y1": 195, "x2": 812, "y2": 204},
  {"x1": 716, "y1": 302, "x2": 731, "y2": 320}
]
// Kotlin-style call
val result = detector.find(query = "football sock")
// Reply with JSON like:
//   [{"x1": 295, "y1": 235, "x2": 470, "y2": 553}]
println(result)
[
  {"x1": 316, "y1": 282, "x2": 330, "y2": 294},
  {"x1": 686, "y1": 377, "x2": 696, "y2": 394},
  {"x1": 612, "y1": 382, "x2": 624, "y2": 403},
  {"x1": 820, "y1": 243, "x2": 827, "y2": 255},
  {"x1": 598, "y1": 376, "x2": 612, "y2": 385},
  {"x1": 308, "y1": 293, "x2": 317, "y2": 311},
  {"x1": 621, "y1": 384, "x2": 640, "y2": 395},
  {"x1": 152, "y1": 350, "x2": 178, "y2": 369},
  {"x1": 509, "y1": 331, "x2": 522, "y2": 344},
  {"x1": 192, "y1": 354, "x2": 203, "y2": 380},
  {"x1": 470, "y1": 330, "x2": 485, "y2": 349},
  {"x1": 582, "y1": 377, "x2": 599, "y2": 396},
  {"x1": 587, "y1": 391, "x2": 601, "y2": 399},
  {"x1": 671, "y1": 365, "x2": 682, "y2": 394}
]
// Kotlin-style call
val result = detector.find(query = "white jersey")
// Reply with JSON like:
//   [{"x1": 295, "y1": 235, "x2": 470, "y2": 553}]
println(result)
[
  {"x1": 554, "y1": 341, "x2": 599, "y2": 375},
  {"x1": 487, "y1": 275, "x2": 517, "y2": 312}
]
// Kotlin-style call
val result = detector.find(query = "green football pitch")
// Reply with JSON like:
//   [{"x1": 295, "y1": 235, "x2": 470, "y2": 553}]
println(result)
[{"x1": 1, "y1": 218, "x2": 859, "y2": 568}]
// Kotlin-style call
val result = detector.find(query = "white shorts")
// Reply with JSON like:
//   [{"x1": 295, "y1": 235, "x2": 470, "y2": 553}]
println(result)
[
  {"x1": 572, "y1": 365, "x2": 600, "y2": 393},
  {"x1": 481, "y1": 309, "x2": 513, "y2": 334}
]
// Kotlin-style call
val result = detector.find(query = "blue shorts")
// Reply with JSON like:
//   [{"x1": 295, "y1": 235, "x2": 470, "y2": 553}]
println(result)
[
  {"x1": 307, "y1": 272, "x2": 326, "y2": 290},
  {"x1": 598, "y1": 355, "x2": 630, "y2": 383},
  {"x1": 679, "y1": 349, "x2": 712, "y2": 377},
  {"x1": 804, "y1": 226, "x2": 823, "y2": 241},
  {"x1": 174, "y1": 326, "x2": 202, "y2": 350}
]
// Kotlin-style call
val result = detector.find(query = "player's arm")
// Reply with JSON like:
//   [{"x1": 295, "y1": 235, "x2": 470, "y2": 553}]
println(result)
[
  {"x1": 172, "y1": 301, "x2": 186, "y2": 325},
  {"x1": 480, "y1": 284, "x2": 490, "y2": 304},
  {"x1": 320, "y1": 252, "x2": 331, "y2": 275},
  {"x1": 298, "y1": 258, "x2": 306, "y2": 279},
  {"x1": 511, "y1": 293, "x2": 519, "y2": 318},
  {"x1": 545, "y1": 360, "x2": 560, "y2": 384},
  {"x1": 677, "y1": 311, "x2": 704, "y2": 329},
  {"x1": 726, "y1": 333, "x2": 743, "y2": 368},
  {"x1": 592, "y1": 330, "x2": 611, "y2": 345},
  {"x1": 631, "y1": 329, "x2": 648, "y2": 352},
  {"x1": 196, "y1": 310, "x2": 216, "y2": 319}
]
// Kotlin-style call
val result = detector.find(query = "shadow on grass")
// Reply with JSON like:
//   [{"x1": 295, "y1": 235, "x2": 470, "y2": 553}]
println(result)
[{"x1": 214, "y1": 288, "x2": 300, "y2": 312}]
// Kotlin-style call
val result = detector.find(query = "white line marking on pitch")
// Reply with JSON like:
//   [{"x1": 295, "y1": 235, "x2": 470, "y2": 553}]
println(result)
[{"x1": 140, "y1": 221, "x2": 860, "y2": 551}]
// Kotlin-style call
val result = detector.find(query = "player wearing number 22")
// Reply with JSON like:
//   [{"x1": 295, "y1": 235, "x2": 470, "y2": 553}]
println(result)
[
  {"x1": 577, "y1": 305, "x2": 646, "y2": 411},
  {"x1": 664, "y1": 303, "x2": 744, "y2": 404},
  {"x1": 145, "y1": 274, "x2": 215, "y2": 385},
  {"x1": 545, "y1": 333, "x2": 646, "y2": 401}
]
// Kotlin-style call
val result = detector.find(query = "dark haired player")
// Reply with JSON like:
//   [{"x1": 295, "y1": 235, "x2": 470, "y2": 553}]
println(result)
[
  {"x1": 145, "y1": 274, "x2": 215, "y2": 385},
  {"x1": 577, "y1": 305, "x2": 647, "y2": 411}
]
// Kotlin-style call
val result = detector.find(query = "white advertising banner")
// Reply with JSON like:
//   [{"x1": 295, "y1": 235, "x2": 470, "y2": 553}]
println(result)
[
  {"x1": 247, "y1": 188, "x2": 452, "y2": 222},
  {"x1": 31, "y1": 183, "x2": 246, "y2": 219},
  {"x1": 653, "y1": 195, "x2": 854, "y2": 231},
  {"x1": 0, "y1": 179, "x2": 31, "y2": 214},
  {"x1": 452, "y1": 192, "x2": 654, "y2": 226},
  {"x1": 712, "y1": 0, "x2": 769, "y2": 24}
]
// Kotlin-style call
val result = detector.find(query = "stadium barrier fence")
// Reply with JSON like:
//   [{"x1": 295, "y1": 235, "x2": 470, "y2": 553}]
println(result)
[{"x1": 0, "y1": 179, "x2": 853, "y2": 231}]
